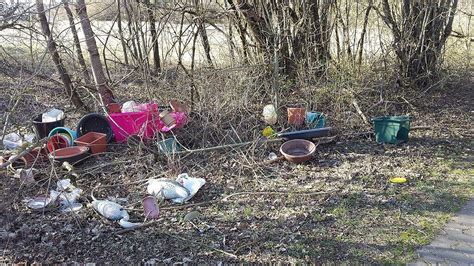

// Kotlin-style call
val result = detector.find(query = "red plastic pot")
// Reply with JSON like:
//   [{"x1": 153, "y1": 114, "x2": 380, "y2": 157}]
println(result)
[
  {"x1": 49, "y1": 146, "x2": 90, "y2": 165},
  {"x1": 287, "y1": 107, "x2": 306, "y2": 126},
  {"x1": 23, "y1": 147, "x2": 49, "y2": 166},
  {"x1": 107, "y1": 103, "x2": 122, "y2": 114},
  {"x1": 74, "y1": 132, "x2": 107, "y2": 154},
  {"x1": 47, "y1": 134, "x2": 70, "y2": 153}
]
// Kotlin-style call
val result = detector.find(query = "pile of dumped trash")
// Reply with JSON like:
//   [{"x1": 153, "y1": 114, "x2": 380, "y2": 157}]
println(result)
[{"x1": 25, "y1": 172, "x2": 205, "y2": 229}]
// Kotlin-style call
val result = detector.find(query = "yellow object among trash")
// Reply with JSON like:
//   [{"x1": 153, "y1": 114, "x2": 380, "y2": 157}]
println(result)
[
  {"x1": 390, "y1": 177, "x2": 407, "y2": 184},
  {"x1": 262, "y1": 126, "x2": 275, "y2": 137}
]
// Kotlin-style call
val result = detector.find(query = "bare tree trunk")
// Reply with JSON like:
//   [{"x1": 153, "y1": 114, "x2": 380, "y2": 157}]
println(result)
[
  {"x1": 62, "y1": 0, "x2": 91, "y2": 85},
  {"x1": 194, "y1": 0, "x2": 213, "y2": 67},
  {"x1": 117, "y1": 0, "x2": 129, "y2": 65},
  {"x1": 124, "y1": 0, "x2": 138, "y2": 64},
  {"x1": 76, "y1": 0, "x2": 115, "y2": 106},
  {"x1": 35, "y1": 0, "x2": 86, "y2": 110},
  {"x1": 144, "y1": 0, "x2": 161, "y2": 73},
  {"x1": 357, "y1": 0, "x2": 373, "y2": 67}
]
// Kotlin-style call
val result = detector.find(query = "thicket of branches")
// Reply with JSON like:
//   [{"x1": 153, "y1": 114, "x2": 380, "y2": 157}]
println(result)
[{"x1": 0, "y1": 0, "x2": 471, "y2": 110}]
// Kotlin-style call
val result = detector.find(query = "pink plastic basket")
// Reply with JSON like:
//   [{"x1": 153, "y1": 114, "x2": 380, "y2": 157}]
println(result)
[{"x1": 107, "y1": 103, "x2": 187, "y2": 143}]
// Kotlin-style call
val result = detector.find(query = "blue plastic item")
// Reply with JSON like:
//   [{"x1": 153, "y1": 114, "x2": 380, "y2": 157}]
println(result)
[
  {"x1": 157, "y1": 138, "x2": 180, "y2": 154},
  {"x1": 306, "y1": 112, "x2": 325, "y2": 128},
  {"x1": 372, "y1": 116, "x2": 411, "y2": 144},
  {"x1": 48, "y1": 127, "x2": 77, "y2": 142}
]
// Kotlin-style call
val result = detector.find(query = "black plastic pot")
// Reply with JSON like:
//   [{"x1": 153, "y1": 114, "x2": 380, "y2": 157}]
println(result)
[
  {"x1": 32, "y1": 114, "x2": 65, "y2": 139},
  {"x1": 76, "y1": 113, "x2": 114, "y2": 143}
]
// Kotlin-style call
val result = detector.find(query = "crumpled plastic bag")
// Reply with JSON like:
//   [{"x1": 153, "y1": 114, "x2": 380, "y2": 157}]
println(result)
[
  {"x1": 147, "y1": 173, "x2": 205, "y2": 203},
  {"x1": 3, "y1": 132, "x2": 22, "y2": 150},
  {"x1": 174, "y1": 173, "x2": 206, "y2": 203},
  {"x1": 147, "y1": 179, "x2": 190, "y2": 200},
  {"x1": 49, "y1": 179, "x2": 84, "y2": 213},
  {"x1": 262, "y1": 104, "x2": 277, "y2": 125}
]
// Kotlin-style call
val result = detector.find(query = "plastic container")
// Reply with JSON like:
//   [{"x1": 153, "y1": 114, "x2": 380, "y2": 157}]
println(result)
[
  {"x1": 108, "y1": 111, "x2": 158, "y2": 143},
  {"x1": 287, "y1": 107, "x2": 306, "y2": 126},
  {"x1": 280, "y1": 139, "x2": 316, "y2": 163},
  {"x1": 107, "y1": 103, "x2": 122, "y2": 114},
  {"x1": 48, "y1": 127, "x2": 77, "y2": 144},
  {"x1": 47, "y1": 134, "x2": 70, "y2": 153},
  {"x1": 32, "y1": 114, "x2": 65, "y2": 139},
  {"x1": 42, "y1": 108, "x2": 64, "y2": 123},
  {"x1": 306, "y1": 112, "x2": 325, "y2": 128},
  {"x1": 75, "y1": 132, "x2": 107, "y2": 154},
  {"x1": 49, "y1": 146, "x2": 90, "y2": 165},
  {"x1": 278, "y1": 127, "x2": 331, "y2": 140},
  {"x1": 77, "y1": 113, "x2": 114, "y2": 143},
  {"x1": 372, "y1": 116, "x2": 411, "y2": 144},
  {"x1": 157, "y1": 138, "x2": 180, "y2": 154}
]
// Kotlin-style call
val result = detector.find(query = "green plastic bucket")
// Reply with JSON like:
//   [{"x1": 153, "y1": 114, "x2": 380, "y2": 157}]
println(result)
[{"x1": 372, "y1": 116, "x2": 411, "y2": 144}]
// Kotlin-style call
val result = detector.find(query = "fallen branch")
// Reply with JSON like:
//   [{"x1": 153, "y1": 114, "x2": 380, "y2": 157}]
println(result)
[{"x1": 352, "y1": 98, "x2": 369, "y2": 125}]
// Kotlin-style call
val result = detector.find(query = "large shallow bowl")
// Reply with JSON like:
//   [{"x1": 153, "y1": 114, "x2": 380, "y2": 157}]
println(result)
[
  {"x1": 280, "y1": 139, "x2": 316, "y2": 163},
  {"x1": 49, "y1": 146, "x2": 90, "y2": 165}
]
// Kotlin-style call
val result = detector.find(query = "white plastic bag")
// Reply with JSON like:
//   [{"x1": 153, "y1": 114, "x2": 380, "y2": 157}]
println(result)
[
  {"x1": 3, "y1": 132, "x2": 22, "y2": 150},
  {"x1": 42, "y1": 108, "x2": 64, "y2": 122},
  {"x1": 147, "y1": 178, "x2": 190, "y2": 200},
  {"x1": 121, "y1": 101, "x2": 140, "y2": 113},
  {"x1": 262, "y1": 104, "x2": 277, "y2": 125},
  {"x1": 174, "y1": 173, "x2": 206, "y2": 203}
]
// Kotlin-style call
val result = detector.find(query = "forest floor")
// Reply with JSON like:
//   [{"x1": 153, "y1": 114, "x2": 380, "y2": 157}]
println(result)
[{"x1": 0, "y1": 73, "x2": 473, "y2": 264}]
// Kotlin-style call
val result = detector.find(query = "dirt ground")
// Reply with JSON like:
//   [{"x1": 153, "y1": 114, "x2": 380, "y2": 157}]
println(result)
[{"x1": 0, "y1": 76, "x2": 473, "y2": 264}]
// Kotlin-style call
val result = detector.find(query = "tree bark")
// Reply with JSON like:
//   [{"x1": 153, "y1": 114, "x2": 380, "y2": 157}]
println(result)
[
  {"x1": 117, "y1": 0, "x2": 129, "y2": 65},
  {"x1": 75, "y1": 0, "x2": 115, "y2": 106},
  {"x1": 62, "y1": 0, "x2": 91, "y2": 85},
  {"x1": 194, "y1": 0, "x2": 213, "y2": 67},
  {"x1": 144, "y1": 0, "x2": 161, "y2": 73},
  {"x1": 35, "y1": 0, "x2": 86, "y2": 110}
]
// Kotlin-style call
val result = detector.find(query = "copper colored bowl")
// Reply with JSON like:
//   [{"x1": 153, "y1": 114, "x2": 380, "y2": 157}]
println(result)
[{"x1": 280, "y1": 139, "x2": 316, "y2": 163}]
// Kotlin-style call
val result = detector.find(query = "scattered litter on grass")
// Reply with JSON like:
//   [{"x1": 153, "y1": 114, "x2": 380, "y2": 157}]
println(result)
[{"x1": 147, "y1": 173, "x2": 205, "y2": 203}]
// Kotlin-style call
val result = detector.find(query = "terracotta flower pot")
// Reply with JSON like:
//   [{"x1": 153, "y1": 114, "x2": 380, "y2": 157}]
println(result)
[
  {"x1": 49, "y1": 146, "x2": 90, "y2": 165},
  {"x1": 142, "y1": 196, "x2": 160, "y2": 219},
  {"x1": 280, "y1": 139, "x2": 316, "y2": 163},
  {"x1": 287, "y1": 107, "x2": 306, "y2": 126},
  {"x1": 107, "y1": 103, "x2": 122, "y2": 114},
  {"x1": 23, "y1": 147, "x2": 49, "y2": 166},
  {"x1": 75, "y1": 132, "x2": 107, "y2": 154}
]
